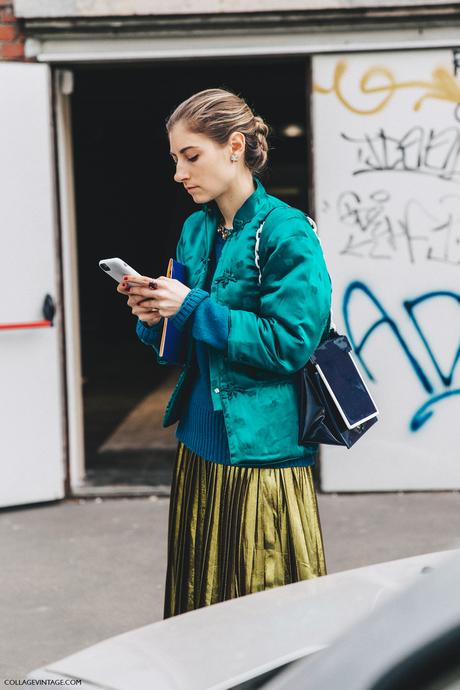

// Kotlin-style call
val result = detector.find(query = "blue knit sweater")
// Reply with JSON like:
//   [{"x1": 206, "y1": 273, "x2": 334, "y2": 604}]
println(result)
[
  {"x1": 172, "y1": 235, "x2": 231, "y2": 462},
  {"x1": 136, "y1": 232, "x2": 315, "y2": 468}
]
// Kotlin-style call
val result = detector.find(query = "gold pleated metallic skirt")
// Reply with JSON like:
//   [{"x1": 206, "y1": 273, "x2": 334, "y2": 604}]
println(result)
[{"x1": 163, "y1": 441, "x2": 327, "y2": 619}]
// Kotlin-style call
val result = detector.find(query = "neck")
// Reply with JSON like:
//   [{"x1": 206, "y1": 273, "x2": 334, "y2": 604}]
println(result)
[{"x1": 215, "y1": 171, "x2": 256, "y2": 228}]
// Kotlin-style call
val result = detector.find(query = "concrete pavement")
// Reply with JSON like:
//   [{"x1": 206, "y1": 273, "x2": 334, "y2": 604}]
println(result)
[{"x1": 1, "y1": 490, "x2": 460, "y2": 682}]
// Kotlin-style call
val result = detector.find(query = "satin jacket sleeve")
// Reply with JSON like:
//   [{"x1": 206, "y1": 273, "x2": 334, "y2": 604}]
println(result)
[{"x1": 226, "y1": 215, "x2": 331, "y2": 375}]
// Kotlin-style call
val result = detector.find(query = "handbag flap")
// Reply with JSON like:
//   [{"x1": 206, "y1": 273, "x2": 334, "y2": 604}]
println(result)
[{"x1": 309, "y1": 334, "x2": 378, "y2": 429}]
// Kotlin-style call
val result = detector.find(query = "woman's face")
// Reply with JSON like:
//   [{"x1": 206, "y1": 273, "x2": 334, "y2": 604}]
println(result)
[{"x1": 169, "y1": 120, "x2": 240, "y2": 203}]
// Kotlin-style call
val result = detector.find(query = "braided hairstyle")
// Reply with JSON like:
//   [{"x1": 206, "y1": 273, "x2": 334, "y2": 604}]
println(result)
[{"x1": 166, "y1": 88, "x2": 270, "y2": 176}]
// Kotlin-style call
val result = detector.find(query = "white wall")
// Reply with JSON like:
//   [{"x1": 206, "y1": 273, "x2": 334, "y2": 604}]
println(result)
[
  {"x1": 313, "y1": 49, "x2": 460, "y2": 490},
  {"x1": 14, "y1": 0, "x2": 452, "y2": 18}
]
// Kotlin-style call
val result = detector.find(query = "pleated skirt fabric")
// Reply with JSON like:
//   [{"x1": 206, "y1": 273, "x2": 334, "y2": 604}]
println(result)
[{"x1": 163, "y1": 441, "x2": 327, "y2": 618}]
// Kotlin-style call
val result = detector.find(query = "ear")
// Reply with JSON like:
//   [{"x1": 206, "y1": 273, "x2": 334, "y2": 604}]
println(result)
[{"x1": 228, "y1": 131, "x2": 245, "y2": 158}]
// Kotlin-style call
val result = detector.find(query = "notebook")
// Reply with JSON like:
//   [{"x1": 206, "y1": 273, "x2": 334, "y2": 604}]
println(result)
[{"x1": 158, "y1": 258, "x2": 188, "y2": 364}]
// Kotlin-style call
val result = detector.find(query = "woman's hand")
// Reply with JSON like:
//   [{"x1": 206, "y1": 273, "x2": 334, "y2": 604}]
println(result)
[
  {"x1": 117, "y1": 276, "x2": 161, "y2": 326},
  {"x1": 117, "y1": 274, "x2": 190, "y2": 326}
]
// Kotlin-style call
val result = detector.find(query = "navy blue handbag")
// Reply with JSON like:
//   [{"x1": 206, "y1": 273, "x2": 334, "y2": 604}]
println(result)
[{"x1": 298, "y1": 328, "x2": 379, "y2": 449}]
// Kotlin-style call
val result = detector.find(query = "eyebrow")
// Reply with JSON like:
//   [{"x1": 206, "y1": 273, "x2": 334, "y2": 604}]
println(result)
[{"x1": 169, "y1": 146, "x2": 199, "y2": 157}]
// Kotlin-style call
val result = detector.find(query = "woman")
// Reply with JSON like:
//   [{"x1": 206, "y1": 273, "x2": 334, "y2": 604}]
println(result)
[{"x1": 117, "y1": 88, "x2": 332, "y2": 618}]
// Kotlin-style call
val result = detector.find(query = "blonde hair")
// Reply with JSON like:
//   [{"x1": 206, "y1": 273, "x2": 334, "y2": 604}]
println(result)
[{"x1": 166, "y1": 88, "x2": 270, "y2": 176}]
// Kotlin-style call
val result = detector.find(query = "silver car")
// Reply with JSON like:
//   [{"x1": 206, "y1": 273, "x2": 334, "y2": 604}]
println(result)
[{"x1": 26, "y1": 549, "x2": 457, "y2": 690}]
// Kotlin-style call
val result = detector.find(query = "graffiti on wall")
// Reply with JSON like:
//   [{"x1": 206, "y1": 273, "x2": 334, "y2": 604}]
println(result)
[
  {"x1": 313, "y1": 50, "x2": 460, "y2": 488},
  {"x1": 333, "y1": 190, "x2": 460, "y2": 265},
  {"x1": 313, "y1": 59, "x2": 460, "y2": 114},
  {"x1": 340, "y1": 126, "x2": 460, "y2": 180},
  {"x1": 343, "y1": 281, "x2": 460, "y2": 432}
]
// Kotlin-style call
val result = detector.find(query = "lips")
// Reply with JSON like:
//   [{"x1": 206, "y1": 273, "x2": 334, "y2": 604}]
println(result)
[{"x1": 186, "y1": 186, "x2": 198, "y2": 192}]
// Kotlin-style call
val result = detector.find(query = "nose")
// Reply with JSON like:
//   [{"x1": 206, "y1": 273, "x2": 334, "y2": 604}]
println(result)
[{"x1": 174, "y1": 160, "x2": 189, "y2": 184}]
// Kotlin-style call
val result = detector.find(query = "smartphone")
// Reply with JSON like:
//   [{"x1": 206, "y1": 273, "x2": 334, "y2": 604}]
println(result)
[{"x1": 99, "y1": 257, "x2": 142, "y2": 286}]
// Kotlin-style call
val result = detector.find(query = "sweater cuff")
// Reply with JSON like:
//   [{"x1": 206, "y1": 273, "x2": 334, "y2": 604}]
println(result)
[
  {"x1": 192, "y1": 297, "x2": 229, "y2": 351},
  {"x1": 136, "y1": 317, "x2": 163, "y2": 345},
  {"x1": 170, "y1": 288, "x2": 209, "y2": 332}
]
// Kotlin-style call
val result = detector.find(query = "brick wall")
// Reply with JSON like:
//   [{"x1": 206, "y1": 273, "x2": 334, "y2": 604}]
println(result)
[{"x1": 0, "y1": 1, "x2": 25, "y2": 61}]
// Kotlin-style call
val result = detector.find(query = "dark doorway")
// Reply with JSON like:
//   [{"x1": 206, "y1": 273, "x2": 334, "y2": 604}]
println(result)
[{"x1": 71, "y1": 56, "x2": 311, "y2": 490}]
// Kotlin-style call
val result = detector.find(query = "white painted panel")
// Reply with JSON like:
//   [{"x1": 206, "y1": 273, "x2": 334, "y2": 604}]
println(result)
[
  {"x1": 0, "y1": 63, "x2": 65, "y2": 507},
  {"x1": 313, "y1": 50, "x2": 460, "y2": 490},
  {"x1": 14, "y1": 0, "x2": 453, "y2": 19},
  {"x1": 53, "y1": 71, "x2": 85, "y2": 492},
  {"x1": 25, "y1": 28, "x2": 460, "y2": 64}
]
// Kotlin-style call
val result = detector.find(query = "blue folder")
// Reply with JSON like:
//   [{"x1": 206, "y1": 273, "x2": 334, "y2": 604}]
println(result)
[{"x1": 159, "y1": 258, "x2": 188, "y2": 365}]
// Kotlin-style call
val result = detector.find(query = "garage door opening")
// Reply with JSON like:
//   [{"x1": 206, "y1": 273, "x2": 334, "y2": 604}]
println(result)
[{"x1": 71, "y1": 56, "x2": 312, "y2": 491}]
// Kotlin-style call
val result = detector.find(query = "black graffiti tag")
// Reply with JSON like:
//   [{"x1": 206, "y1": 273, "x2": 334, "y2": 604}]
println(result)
[
  {"x1": 341, "y1": 126, "x2": 460, "y2": 183},
  {"x1": 337, "y1": 190, "x2": 460, "y2": 265}
]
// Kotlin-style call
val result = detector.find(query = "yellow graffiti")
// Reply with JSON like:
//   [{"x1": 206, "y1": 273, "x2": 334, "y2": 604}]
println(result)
[{"x1": 314, "y1": 60, "x2": 460, "y2": 114}]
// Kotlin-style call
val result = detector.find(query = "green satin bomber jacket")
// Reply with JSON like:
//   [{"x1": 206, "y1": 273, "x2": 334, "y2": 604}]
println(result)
[{"x1": 145, "y1": 177, "x2": 332, "y2": 466}]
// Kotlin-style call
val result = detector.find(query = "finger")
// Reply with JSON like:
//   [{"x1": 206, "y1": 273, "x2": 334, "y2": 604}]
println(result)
[
  {"x1": 149, "y1": 276, "x2": 168, "y2": 288},
  {"x1": 137, "y1": 297, "x2": 157, "y2": 307},
  {"x1": 128, "y1": 294, "x2": 149, "y2": 305},
  {"x1": 128, "y1": 295, "x2": 141, "y2": 305},
  {"x1": 131, "y1": 296, "x2": 162, "y2": 311},
  {"x1": 125, "y1": 285, "x2": 162, "y2": 299},
  {"x1": 127, "y1": 274, "x2": 168, "y2": 282},
  {"x1": 131, "y1": 297, "x2": 160, "y2": 310},
  {"x1": 141, "y1": 309, "x2": 160, "y2": 316},
  {"x1": 122, "y1": 274, "x2": 156, "y2": 287},
  {"x1": 117, "y1": 282, "x2": 131, "y2": 294},
  {"x1": 124, "y1": 278, "x2": 167, "y2": 294},
  {"x1": 135, "y1": 307, "x2": 161, "y2": 319}
]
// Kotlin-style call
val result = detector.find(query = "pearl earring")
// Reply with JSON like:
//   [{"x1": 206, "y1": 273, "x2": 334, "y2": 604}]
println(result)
[{"x1": 230, "y1": 154, "x2": 238, "y2": 162}]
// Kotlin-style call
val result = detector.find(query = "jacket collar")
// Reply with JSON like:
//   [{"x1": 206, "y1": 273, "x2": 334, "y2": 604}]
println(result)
[{"x1": 202, "y1": 176, "x2": 267, "y2": 230}]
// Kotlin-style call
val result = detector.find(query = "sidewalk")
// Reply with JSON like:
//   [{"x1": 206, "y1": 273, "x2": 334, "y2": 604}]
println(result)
[{"x1": 1, "y1": 490, "x2": 459, "y2": 682}]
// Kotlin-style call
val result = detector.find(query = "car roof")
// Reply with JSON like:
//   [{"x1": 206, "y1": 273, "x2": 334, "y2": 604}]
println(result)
[
  {"x1": 27, "y1": 550, "x2": 455, "y2": 690},
  {"x1": 263, "y1": 548, "x2": 460, "y2": 690}
]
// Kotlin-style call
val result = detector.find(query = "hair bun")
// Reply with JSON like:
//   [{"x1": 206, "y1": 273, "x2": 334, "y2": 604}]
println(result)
[
  {"x1": 252, "y1": 115, "x2": 269, "y2": 172},
  {"x1": 253, "y1": 115, "x2": 269, "y2": 141}
]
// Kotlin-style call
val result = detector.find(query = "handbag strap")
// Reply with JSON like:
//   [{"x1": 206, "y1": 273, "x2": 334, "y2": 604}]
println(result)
[
  {"x1": 254, "y1": 206, "x2": 279, "y2": 285},
  {"x1": 254, "y1": 209, "x2": 336, "y2": 331}
]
